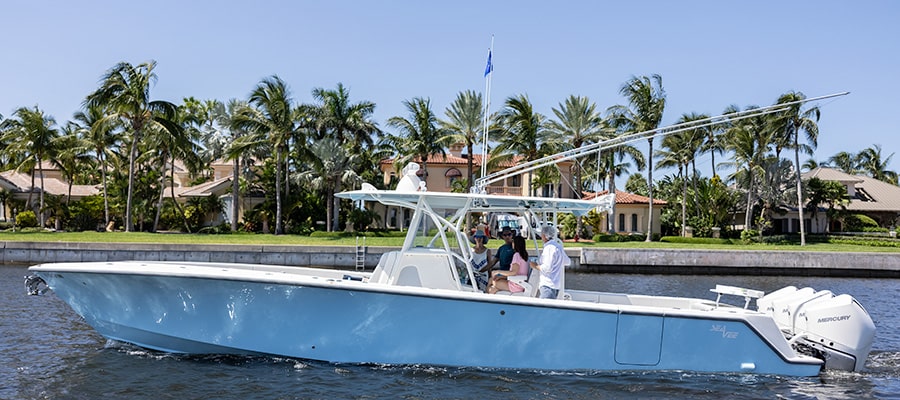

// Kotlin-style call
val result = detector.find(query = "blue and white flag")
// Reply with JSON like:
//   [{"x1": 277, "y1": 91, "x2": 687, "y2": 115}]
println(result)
[{"x1": 484, "y1": 50, "x2": 493, "y2": 77}]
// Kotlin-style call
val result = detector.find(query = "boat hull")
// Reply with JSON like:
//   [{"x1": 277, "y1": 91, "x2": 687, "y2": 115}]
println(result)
[{"x1": 33, "y1": 262, "x2": 822, "y2": 376}]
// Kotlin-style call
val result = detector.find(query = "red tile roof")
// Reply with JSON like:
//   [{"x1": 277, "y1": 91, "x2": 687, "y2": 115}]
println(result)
[
  {"x1": 584, "y1": 190, "x2": 667, "y2": 205},
  {"x1": 380, "y1": 154, "x2": 523, "y2": 168}
]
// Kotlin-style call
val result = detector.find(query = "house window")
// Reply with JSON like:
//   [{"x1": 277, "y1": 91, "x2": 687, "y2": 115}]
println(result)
[
  {"x1": 618, "y1": 213, "x2": 625, "y2": 232},
  {"x1": 508, "y1": 175, "x2": 521, "y2": 187},
  {"x1": 631, "y1": 214, "x2": 638, "y2": 232},
  {"x1": 445, "y1": 168, "x2": 462, "y2": 188}
]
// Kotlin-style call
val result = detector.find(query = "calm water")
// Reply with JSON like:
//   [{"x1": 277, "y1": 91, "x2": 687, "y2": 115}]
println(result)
[{"x1": 2, "y1": 264, "x2": 899, "y2": 400}]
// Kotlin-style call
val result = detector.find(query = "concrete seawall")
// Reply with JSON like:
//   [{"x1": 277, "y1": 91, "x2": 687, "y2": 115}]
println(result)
[
  {"x1": 4, "y1": 241, "x2": 899, "y2": 277},
  {"x1": 579, "y1": 248, "x2": 900, "y2": 278}
]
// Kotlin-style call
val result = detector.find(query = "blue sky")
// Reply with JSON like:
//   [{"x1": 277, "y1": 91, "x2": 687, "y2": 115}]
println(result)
[{"x1": 2, "y1": 1, "x2": 898, "y2": 176}]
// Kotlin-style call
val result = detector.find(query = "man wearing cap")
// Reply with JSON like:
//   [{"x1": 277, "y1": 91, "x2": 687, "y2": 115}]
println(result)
[{"x1": 487, "y1": 226, "x2": 515, "y2": 274}]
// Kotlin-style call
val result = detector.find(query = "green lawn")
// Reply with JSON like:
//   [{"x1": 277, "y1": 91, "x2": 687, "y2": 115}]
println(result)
[
  {"x1": 575, "y1": 240, "x2": 900, "y2": 253},
  {"x1": 1, "y1": 230, "x2": 898, "y2": 253}
]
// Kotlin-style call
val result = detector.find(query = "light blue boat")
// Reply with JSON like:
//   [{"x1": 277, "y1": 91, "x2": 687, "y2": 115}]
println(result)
[{"x1": 28, "y1": 164, "x2": 875, "y2": 377}]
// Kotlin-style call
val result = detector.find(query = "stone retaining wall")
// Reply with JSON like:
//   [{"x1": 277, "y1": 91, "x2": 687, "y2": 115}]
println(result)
[
  {"x1": 579, "y1": 248, "x2": 900, "y2": 277},
  {"x1": 4, "y1": 241, "x2": 898, "y2": 277}
]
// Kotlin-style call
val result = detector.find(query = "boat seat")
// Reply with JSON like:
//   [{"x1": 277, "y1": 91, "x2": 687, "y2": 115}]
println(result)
[{"x1": 498, "y1": 268, "x2": 541, "y2": 297}]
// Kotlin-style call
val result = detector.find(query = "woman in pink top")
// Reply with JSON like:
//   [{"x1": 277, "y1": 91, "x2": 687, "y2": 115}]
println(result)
[{"x1": 488, "y1": 235, "x2": 529, "y2": 294}]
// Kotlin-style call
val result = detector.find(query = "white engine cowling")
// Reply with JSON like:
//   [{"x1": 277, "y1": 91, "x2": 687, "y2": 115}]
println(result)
[{"x1": 757, "y1": 287, "x2": 876, "y2": 372}]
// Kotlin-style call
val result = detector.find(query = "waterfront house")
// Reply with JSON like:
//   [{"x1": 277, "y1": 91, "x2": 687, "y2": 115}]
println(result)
[
  {"x1": 800, "y1": 167, "x2": 900, "y2": 231},
  {"x1": 375, "y1": 144, "x2": 665, "y2": 235}
]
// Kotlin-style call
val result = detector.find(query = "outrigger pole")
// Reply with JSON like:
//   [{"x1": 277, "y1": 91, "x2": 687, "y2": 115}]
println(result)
[{"x1": 473, "y1": 92, "x2": 849, "y2": 193}]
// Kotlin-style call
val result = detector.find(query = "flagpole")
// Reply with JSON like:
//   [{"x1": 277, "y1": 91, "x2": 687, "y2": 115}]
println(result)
[{"x1": 480, "y1": 36, "x2": 494, "y2": 191}]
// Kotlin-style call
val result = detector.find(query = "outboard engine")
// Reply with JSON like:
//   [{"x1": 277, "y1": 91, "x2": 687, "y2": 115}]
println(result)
[{"x1": 757, "y1": 286, "x2": 875, "y2": 372}]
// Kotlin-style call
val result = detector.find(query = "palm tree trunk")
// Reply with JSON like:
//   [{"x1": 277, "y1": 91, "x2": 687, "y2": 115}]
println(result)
[
  {"x1": 332, "y1": 176, "x2": 342, "y2": 231},
  {"x1": 691, "y1": 159, "x2": 699, "y2": 218},
  {"x1": 794, "y1": 141, "x2": 806, "y2": 245},
  {"x1": 38, "y1": 156, "x2": 46, "y2": 228},
  {"x1": 152, "y1": 154, "x2": 169, "y2": 232},
  {"x1": 100, "y1": 153, "x2": 110, "y2": 225},
  {"x1": 125, "y1": 135, "x2": 139, "y2": 232},
  {"x1": 26, "y1": 167, "x2": 34, "y2": 213},
  {"x1": 274, "y1": 146, "x2": 283, "y2": 235},
  {"x1": 231, "y1": 157, "x2": 239, "y2": 231},
  {"x1": 745, "y1": 172, "x2": 755, "y2": 230},
  {"x1": 607, "y1": 152, "x2": 617, "y2": 233},
  {"x1": 326, "y1": 187, "x2": 334, "y2": 232},
  {"x1": 466, "y1": 142, "x2": 474, "y2": 192},
  {"x1": 645, "y1": 138, "x2": 654, "y2": 242}
]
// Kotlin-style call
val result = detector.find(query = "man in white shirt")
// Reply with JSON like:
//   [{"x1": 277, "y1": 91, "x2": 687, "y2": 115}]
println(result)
[{"x1": 529, "y1": 225, "x2": 566, "y2": 299}]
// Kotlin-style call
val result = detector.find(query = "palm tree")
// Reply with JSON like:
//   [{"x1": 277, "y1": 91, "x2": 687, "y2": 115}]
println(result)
[
  {"x1": 721, "y1": 106, "x2": 772, "y2": 231},
  {"x1": 609, "y1": 75, "x2": 666, "y2": 241},
  {"x1": 545, "y1": 95, "x2": 605, "y2": 237},
  {"x1": 722, "y1": 106, "x2": 768, "y2": 229},
  {"x1": 0, "y1": 106, "x2": 61, "y2": 227},
  {"x1": 386, "y1": 97, "x2": 450, "y2": 180},
  {"x1": 773, "y1": 91, "x2": 820, "y2": 245},
  {"x1": 85, "y1": 60, "x2": 180, "y2": 232},
  {"x1": 236, "y1": 75, "x2": 300, "y2": 235},
  {"x1": 857, "y1": 144, "x2": 898, "y2": 185},
  {"x1": 185, "y1": 97, "x2": 223, "y2": 179},
  {"x1": 148, "y1": 103, "x2": 197, "y2": 233},
  {"x1": 54, "y1": 123, "x2": 93, "y2": 205},
  {"x1": 310, "y1": 83, "x2": 379, "y2": 145},
  {"x1": 495, "y1": 94, "x2": 548, "y2": 196},
  {"x1": 805, "y1": 177, "x2": 850, "y2": 233},
  {"x1": 828, "y1": 151, "x2": 859, "y2": 174},
  {"x1": 440, "y1": 90, "x2": 484, "y2": 192},
  {"x1": 309, "y1": 83, "x2": 379, "y2": 230},
  {"x1": 704, "y1": 106, "x2": 738, "y2": 179},
  {"x1": 297, "y1": 137, "x2": 362, "y2": 232},
  {"x1": 73, "y1": 104, "x2": 121, "y2": 226},
  {"x1": 802, "y1": 158, "x2": 827, "y2": 171},
  {"x1": 217, "y1": 99, "x2": 253, "y2": 232},
  {"x1": 657, "y1": 113, "x2": 705, "y2": 236}
]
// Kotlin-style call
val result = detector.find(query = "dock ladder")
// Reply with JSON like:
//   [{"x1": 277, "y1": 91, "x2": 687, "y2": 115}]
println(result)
[{"x1": 355, "y1": 236, "x2": 367, "y2": 271}]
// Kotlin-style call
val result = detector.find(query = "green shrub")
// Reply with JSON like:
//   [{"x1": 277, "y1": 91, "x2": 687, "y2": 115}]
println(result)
[
  {"x1": 827, "y1": 236, "x2": 900, "y2": 248},
  {"x1": 16, "y1": 210, "x2": 38, "y2": 228},
  {"x1": 740, "y1": 229, "x2": 759, "y2": 243},
  {"x1": 309, "y1": 230, "x2": 406, "y2": 238},
  {"x1": 197, "y1": 223, "x2": 232, "y2": 234},
  {"x1": 592, "y1": 233, "x2": 658, "y2": 242},
  {"x1": 843, "y1": 214, "x2": 880, "y2": 232},
  {"x1": 660, "y1": 236, "x2": 736, "y2": 245},
  {"x1": 592, "y1": 233, "x2": 623, "y2": 242}
]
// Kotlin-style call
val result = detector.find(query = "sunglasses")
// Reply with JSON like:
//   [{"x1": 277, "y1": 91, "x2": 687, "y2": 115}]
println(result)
[{"x1": 501, "y1": 232, "x2": 513, "y2": 237}]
